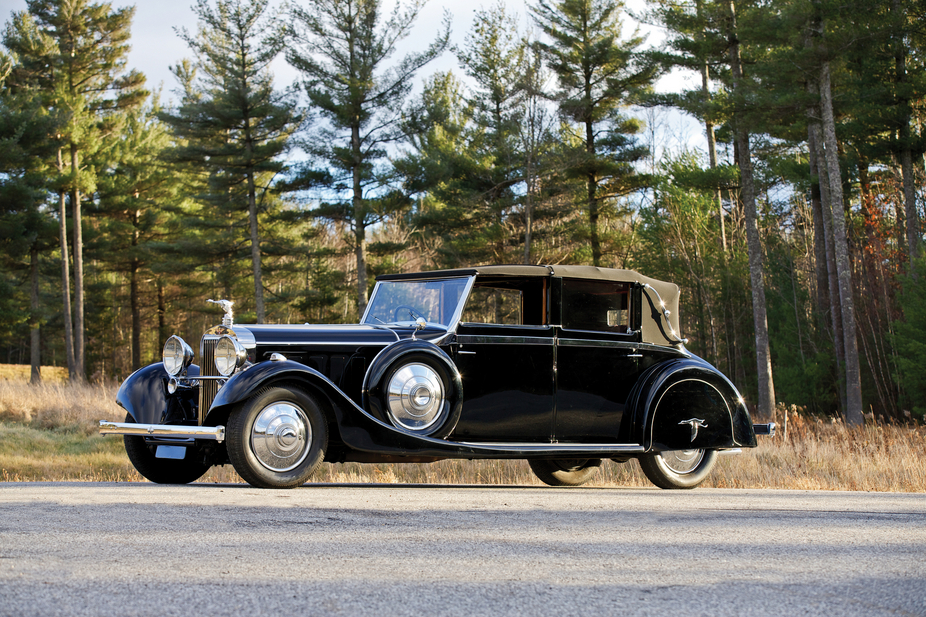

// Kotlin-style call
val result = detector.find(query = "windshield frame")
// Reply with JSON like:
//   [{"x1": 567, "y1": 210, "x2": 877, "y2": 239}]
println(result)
[{"x1": 361, "y1": 275, "x2": 476, "y2": 332}]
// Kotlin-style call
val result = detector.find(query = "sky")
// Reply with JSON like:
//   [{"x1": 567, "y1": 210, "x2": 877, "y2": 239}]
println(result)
[{"x1": 0, "y1": 0, "x2": 705, "y2": 155}]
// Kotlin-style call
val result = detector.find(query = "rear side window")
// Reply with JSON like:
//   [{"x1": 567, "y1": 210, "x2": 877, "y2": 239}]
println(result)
[
  {"x1": 562, "y1": 279, "x2": 630, "y2": 333},
  {"x1": 462, "y1": 287, "x2": 523, "y2": 325}
]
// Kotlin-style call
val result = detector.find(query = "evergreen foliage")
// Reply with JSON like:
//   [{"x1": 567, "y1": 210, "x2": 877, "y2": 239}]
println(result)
[
  {"x1": 160, "y1": 0, "x2": 301, "y2": 324},
  {"x1": 285, "y1": 0, "x2": 450, "y2": 314},
  {"x1": 0, "y1": 0, "x2": 924, "y2": 425}
]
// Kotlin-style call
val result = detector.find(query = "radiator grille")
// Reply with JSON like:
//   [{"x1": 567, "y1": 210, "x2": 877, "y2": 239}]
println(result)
[{"x1": 198, "y1": 336, "x2": 220, "y2": 425}]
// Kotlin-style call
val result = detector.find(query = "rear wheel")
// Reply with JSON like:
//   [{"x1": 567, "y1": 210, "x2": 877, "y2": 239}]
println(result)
[
  {"x1": 528, "y1": 458, "x2": 601, "y2": 487},
  {"x1": 227, "y1": 386, "x2": 327, "y2": 489},
  {"x1": 123, "y1": 414, "x2": 211, "y2": 484},
  {"x1": 639, "y1": 448, "x2": 717, "y2": 489}
]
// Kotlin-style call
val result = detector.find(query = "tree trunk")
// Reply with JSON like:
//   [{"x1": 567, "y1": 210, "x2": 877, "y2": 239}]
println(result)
[
  {"x1": 727, "y1": 0, "x2": 776, "y2": 420},
  {"x1": 819, "y1": 59, "x2": 864, "y2": 426},
  {"x1": 57, "y1": 150, "x2": 76, "y2": 381},
  {"x1": 697, "y1": 0, "x2": 725, "y2": 253},
  {"x1": 893, "y1": 0, "x2": 920, "y2": 268},
  {"x1": 900, "y1": 146, "x2": 919, "y2": 266},
  {"x1": 157, "y1": 280, "x2": 167, "y2": 349},
  {"x1": 807, "y1": 127, "x2": 829, "y2": 317},
  {"x1": 352, "y1": 123, "x2": 368, "y2": 314},
  {"x1": 246, "y1": 170, "x2": 265, "y2": 323},
  {"x1": 586, "y1": 119, "x2": 601, "y2": 266},
  {"x1": 30, "y1": 244, "x2": 41, "y2": 385},
  {"x1": 808, "y1": 119, "x2": 847, "y2": 414},
  {"x1": 70, "y1": 144, "x2": 85, "y2": 380},
  {"x1": 131, "y1": 209, "x2": 142, "y2": 370},
  {"x1": 130, "y1": 258, "x2": 141, "y2": 371},
  {"x1": 524, "y1": 145, "x2": 534, "y2": 264}
]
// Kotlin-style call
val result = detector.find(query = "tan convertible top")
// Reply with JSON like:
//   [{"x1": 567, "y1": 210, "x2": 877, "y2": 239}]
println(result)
[{"x1": 377, "y1": 264, "x2": 682, "y2": 346}]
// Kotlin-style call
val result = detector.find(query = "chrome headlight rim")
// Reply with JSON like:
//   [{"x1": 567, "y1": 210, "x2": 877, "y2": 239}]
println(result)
[
  {"x1": 214, "y1": 335, "x2": 247, "y2": 377},
  {"x1": 162, "y1": 335, "x2": 194, "y2": 377}
]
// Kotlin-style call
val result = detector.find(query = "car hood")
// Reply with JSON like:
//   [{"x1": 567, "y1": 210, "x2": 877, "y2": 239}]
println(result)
[{"x1": 230, "y1": 323, "x2": 446, "y2": 349}]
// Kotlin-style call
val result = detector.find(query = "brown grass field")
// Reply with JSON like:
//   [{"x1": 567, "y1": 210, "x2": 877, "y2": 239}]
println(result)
[{"x1": 1, "y1": 365, "x2": 924, "y2": 491}]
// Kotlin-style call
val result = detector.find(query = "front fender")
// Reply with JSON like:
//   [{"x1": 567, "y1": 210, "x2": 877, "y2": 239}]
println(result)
[
  {"x1": 116, "y1": 363, "x2": 200, "y2": 425},
  {"x1": 205, "y1": 360, "x2": 339, "y2": 424},
  {"x1": 628, "y1": 357, "x2": 756, "y2": 451}
]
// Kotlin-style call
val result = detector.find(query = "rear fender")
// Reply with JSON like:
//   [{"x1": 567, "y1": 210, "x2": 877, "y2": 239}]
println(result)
[{"x1": 627, "y1": 357, "x2": 756, "y2": 451}]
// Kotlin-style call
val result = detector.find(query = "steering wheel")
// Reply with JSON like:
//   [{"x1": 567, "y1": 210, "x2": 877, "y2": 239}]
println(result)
[{"x1": 393, "y1": 305, "x2": 424, "y2": 321}]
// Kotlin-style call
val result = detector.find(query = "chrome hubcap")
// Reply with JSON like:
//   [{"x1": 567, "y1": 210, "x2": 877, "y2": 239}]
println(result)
[
  {"x1": 386, "y1": 363, "x2": 444, "y2": 431},
  {"x1": 660, "y1": 449, "x2": 704, "y2": 474},
  {"x1": 250, "y1": 402, "x2": 311, "y2": 472}
]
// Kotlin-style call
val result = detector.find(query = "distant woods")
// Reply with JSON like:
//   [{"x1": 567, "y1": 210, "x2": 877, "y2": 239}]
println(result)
[{"x1": 1, "y1": 0, "x2": 925, "y2": 425}]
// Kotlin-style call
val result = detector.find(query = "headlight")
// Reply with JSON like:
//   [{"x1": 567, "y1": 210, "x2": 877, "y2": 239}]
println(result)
[
  {"x1": 214, "y1": 335, "x2": 247, "y2": 377},
  {"x1": 162, "y1": 336, "x2": 193, "y2": 376}
]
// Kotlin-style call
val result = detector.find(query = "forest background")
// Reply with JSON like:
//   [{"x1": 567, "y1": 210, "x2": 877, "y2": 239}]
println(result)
[{"x1": 2, "y1": 0, "x2": 926, "y2": 429}]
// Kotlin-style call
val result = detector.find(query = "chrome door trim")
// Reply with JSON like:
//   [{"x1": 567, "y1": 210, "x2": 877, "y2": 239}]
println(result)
[
  {"x1": 557, "y1": 338, "x2": 690, "y2": 356},
  {"x1": 457, "y1": 335, "x2": 554, "y2": 346}
]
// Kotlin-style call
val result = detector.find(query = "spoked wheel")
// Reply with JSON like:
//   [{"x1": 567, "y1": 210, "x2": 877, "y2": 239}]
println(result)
[
  {"x1": 639, "y1": 448, "x2": 717, "y2": 489},
  {"x1": 123, "y1": 414, "x2": 212, "y2": 484},
  {"x1": 227, "y1": 386, "x2": 328, "y2": 489},
  {"x1": 528, "y1": 458, "x2": 602, "y2": 487}
]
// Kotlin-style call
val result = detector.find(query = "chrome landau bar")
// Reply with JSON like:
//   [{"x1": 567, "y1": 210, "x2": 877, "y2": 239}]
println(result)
[{"x1": 99, "y1": 421, "x2": 226, "y2": 443}]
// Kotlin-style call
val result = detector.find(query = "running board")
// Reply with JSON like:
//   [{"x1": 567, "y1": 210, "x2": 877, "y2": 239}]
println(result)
[{"x1": 450, "y1": 441, "x2": 645, "y2": 457}]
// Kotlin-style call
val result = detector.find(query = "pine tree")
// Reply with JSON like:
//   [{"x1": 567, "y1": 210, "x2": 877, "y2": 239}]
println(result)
[
  {"x1": 531, "y1": 0, "x2": 657, "y2": 267},
  {"x1": 95, "y1": 97, "x2": 187, "y2": 370},
  {"x1": 456, "y1": 1, "x2": 526, "y2": 260},
  {"x1": 3, "y1": 0, "x2": 147, "y2": 380},
  {"x1": 395, "y1": 71, "x2": 500, "y2": 267},
  {"x1": 160, "y1": 0, "x2": 301, "y2": 324},
  {"x1": 725, "y1": 0, "x2": 777, "y2": 420},
  {"x1": 286, "y1": 0, "x2": 449, "y2": 313},
  {"x1": 0, "y1": 51, "x2": 59, "y2": 382}
]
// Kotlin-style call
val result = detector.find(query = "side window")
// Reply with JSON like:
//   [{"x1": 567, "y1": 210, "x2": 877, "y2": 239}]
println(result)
[
  {"x1": 562, "y1": 279, "x2": 630, "y2": 333},
  {"x1": 461, "y1": 287, "x2": 523, "y2": 325}
]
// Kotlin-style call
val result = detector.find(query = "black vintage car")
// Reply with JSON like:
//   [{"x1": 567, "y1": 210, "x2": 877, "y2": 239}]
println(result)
[{"x1": 100, "y1": 265, "x2": 774, "y2": 489}]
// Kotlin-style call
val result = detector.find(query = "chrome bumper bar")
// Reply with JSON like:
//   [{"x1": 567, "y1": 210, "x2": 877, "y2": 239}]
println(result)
[
  {"x1": 753, "y1": 422, "x2": 776, "y2": 437},
  {"x1": 99, "y1": 421, "x2": 226, "y2": 443}
]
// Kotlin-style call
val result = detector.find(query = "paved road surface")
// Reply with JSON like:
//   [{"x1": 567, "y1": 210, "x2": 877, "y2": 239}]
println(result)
[{"x1": 1, "y1": 482, "x2": 924, "y2": 616}]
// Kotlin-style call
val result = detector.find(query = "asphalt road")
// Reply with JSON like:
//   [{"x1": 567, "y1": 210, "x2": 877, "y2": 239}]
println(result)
[{"x1": 1, "y1": 482, "x2": 924, "y2": 617}]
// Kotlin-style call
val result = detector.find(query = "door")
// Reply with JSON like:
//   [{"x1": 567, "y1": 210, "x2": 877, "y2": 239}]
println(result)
[
  {"x1": 450, "y1": 280, "x2": 555, "y2": 442},
  {"x1": 554, "y1": 278, "x2": 642, "y2": 443}
]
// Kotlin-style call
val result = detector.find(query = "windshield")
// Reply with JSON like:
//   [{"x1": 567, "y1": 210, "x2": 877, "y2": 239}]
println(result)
[{"x1": 362, "y1": 278, "x2": 471, "y2": 328}]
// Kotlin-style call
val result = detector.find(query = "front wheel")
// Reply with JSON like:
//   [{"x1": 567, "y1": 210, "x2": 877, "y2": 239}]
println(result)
[
  {"x1": 123, "y1": 414, "x2": 211, "y2": 484},
  {"x1": 639, "y1": 449, "x2": 717, "y2": 489},
  {"x1": 227, "y1": 386, "x2": 328, "y2": 489},
  {"x1": 528, "y1": 458, "x2": 601, "y2": 487}
]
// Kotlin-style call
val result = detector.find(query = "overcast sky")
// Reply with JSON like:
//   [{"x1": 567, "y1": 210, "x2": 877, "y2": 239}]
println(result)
[{"x1": 0, "y1": 0, "x2": 704, "y2": 154}]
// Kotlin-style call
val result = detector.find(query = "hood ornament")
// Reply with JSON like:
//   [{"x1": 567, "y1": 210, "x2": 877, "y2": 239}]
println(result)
[
  {"x1": 207, "y1": 299, "x2": 234, "y2": 326},
  {"x1": 679, "y1": 418, "x2": 707, "y2": 442}
]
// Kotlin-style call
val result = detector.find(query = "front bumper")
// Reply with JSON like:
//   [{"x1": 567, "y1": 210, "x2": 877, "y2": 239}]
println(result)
[{"x1": 99, "y1": 421, "x2": 226, "y2": 443}]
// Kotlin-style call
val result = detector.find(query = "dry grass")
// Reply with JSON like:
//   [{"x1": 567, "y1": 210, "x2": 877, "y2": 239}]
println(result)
[
  {"x1": 0, "y1": 377, "x2": 124, "y2": 432},
  {"x1": 0, "y1": 364, "x2": 68, "y2": 382},
  {"x1": 1, "y1": 366, "x2": 924, "y2": 491}
]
